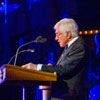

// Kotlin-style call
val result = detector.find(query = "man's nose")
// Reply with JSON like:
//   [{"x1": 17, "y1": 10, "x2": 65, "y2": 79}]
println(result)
[{"x1": 55, "y1": 36, "x2": 58, "y2": 40}]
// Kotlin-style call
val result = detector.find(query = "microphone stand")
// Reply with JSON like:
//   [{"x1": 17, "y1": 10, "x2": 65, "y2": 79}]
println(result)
[
  {"x1": 14, "y1": 36, "x2": 42, "y2": 66},
  {"x1": 8, "y1": 49, "x2": 34, "y2": 64},
  {"x1": 13, "y1": 36, "x2": 47, "y2": 66}
]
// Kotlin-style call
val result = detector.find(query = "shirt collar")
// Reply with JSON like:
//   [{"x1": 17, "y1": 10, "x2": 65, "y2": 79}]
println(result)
[{"x1": 68, "y1": 36, "x2": 79, "y2": 47}]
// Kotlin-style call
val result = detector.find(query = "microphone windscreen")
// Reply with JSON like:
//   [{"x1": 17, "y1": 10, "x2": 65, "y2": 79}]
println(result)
[
  {"x1": 40, "y1": 38, "x2": 47, "y2": 43},
  {"x1": 36, "y1": 36, "x2": 42, "y2": 41},
  {"x1": 26, "y1": 49, "x2": 35, "y2": 52}
]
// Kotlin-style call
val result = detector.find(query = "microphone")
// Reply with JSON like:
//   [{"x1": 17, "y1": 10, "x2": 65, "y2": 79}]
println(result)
[
  {"x1": 35, "y1": 36, "x2": 47, "y2": 43},
  {"x1": 8, "y1": 49, "x2": 35, "y2": 64},
  {"x1": 13, "y1": 36, "x2": 47, "y2": 66},
  {"x1": 39, "y1": 38, "x2": 47, "y2": 43},
  {"x1": 35, "y1": 36, "x2": 43, "y2": 41}
]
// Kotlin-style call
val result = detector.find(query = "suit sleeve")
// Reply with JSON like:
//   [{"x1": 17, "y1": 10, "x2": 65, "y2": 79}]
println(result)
[{"x1": 41, "y1": 44, "x2": 86, "y2": 78}]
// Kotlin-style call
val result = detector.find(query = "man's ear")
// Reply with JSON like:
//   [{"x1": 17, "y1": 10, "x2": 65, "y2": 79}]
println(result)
[{"x1": 67, "y1": 32, "x2": 71, "y2": 39}]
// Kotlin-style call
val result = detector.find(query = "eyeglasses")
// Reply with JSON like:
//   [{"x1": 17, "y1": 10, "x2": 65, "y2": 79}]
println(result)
[{"x1": 55, "y1": 33, "x2": 62, "y2": 38}]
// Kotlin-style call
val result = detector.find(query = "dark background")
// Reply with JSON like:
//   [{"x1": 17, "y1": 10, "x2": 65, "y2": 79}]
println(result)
[{"x1": 0, "y1": 0, "x2": 100, "y2": 100}]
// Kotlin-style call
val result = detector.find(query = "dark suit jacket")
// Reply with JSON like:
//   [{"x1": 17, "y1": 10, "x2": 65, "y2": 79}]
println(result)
[{"x1": 42, "y1": 37, "x2": 89, "y2": 100}]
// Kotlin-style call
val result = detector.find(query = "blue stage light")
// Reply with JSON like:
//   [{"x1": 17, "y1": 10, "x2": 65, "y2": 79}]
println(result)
[
  {"x1": 89, "y1": 85, "x2": 100, "y2": 100},
  {"x1": 62, "y1": 14, "x2": 70, "y2": 18},
  {"x1": 0, "y1": 6, "x2": 4, "y2": 12},
  {"x1": 18, "y1": 38, "x2": 24, "y2": 46},
  {"x1": 32, "y1": 0, "x2": 40, "y2": 2}
]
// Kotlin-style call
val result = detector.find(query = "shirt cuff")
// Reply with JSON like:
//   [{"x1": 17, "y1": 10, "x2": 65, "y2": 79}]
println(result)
[{"x1": 37, "y1": 64, "x2": 43, "y2": 70}]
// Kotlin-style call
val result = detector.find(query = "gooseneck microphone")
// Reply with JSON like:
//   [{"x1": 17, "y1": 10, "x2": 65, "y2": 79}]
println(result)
[
  {"x1": 8, "y1": 49, "x2": 35, "y2": 64},
  {"x1": 13, "y1": 36, "x2": 47, "y2": 66},
  {"x1": 40, "y1": 38, "x2": 47, "y2": 43}
]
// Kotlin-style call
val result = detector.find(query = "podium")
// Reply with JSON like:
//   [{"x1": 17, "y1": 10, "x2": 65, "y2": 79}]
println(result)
[{"x1": 0, "y1": 64, "x2": 57, "y2": 100}]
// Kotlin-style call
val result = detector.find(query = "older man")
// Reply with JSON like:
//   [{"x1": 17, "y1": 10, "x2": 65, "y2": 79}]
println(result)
[{"x1": 22, "y1": 18, "x2": 89, "y2": 100}]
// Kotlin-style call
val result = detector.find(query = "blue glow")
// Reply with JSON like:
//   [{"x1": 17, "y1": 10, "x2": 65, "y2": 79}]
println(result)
[
  {"x1": 18, "y1": 38, "x2": 24, "y2": 46},
  {"x1": 32, "y1": 0, "x2": 40, "y2": 2},
  {"x1": 36, "y1": 86, "x2": 42, "y2": 100},
  {"x1": 0, "y1": 65, "x2": 6, "y2": 84},
  {"x1": 62, "y1": 14, "x2": 70, "y2": 18},
  {"x1": 89, "y1": 85, "x2": 100, "y2": 100},
  {"x1": 0, "y1": 4, "x2": 21, "y2": 12},
  {"x1": 4, "y1": 0, "x2": 7, "y2": 24},
  {"x1": 7, "y1": 4, "x2": 21, "y2": 12},
  {"x1": 5, "y1": 18, "x2": 7, "y2": 24},
  {"x1": 5, "y1": 0, "x2": 7, "y2": 16},
  {"x1": 29, "y1": 0, "x2": 40, "y2": 9},
  {"x1": 22, "y1": 86, "x2": 25, "y2": 100},
  {"x1": 46, "y1": 51, "x2": 55, "y2": 65},
  {"x1": 0, "y1": 6, "x2": 4, "y2": 12},
  {"x1": 0, "y1": 1, "x2": 21, "y2": 24},
  {"x1": 29, "y1": 0, "x2": 32, "y2": 9},
  {"x1": 94, "y1": 33, "x2": 100, "y2": 55}
]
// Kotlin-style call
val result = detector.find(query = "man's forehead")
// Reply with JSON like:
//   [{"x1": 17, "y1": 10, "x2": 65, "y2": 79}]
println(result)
[
  {"x1": 55, "y1": 28, "x2": 61, "y2": 34},
  {"x1": 55, "y1": 30, "x2": 58, "y2": 34}
]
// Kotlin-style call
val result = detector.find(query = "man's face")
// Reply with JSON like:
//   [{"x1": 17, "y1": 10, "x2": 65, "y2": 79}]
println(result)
[{"x1": 55, "y1": 28, "x2": 69, "y2": 47}]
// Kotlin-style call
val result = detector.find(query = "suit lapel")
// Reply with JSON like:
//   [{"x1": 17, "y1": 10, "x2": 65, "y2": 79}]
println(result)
[
  {"x1": 57, "y1": 46, "x2": 71, "y2": 65},
  {"x1": 56, "y1": 37, "x2": 82, "y2": 65}
]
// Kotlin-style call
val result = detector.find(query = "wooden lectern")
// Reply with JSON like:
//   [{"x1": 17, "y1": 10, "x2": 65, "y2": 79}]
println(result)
[{"x1": 0, "y1": 64, "x2": 57, "y2": 100}]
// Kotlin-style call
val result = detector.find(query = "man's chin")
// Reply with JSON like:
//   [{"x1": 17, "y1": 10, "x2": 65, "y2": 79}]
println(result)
[{"x1": 59, "y1": 44, "x2": 64, "y2": 48}]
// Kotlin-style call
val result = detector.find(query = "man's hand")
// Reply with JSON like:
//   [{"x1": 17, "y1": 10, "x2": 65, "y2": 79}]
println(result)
[{"x1": 21, "y1": 63, "x2": 37, "y2": 70}]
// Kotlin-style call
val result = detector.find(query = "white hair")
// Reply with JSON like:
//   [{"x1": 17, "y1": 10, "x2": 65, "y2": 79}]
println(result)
[{"x1": 54, "y1": 18, "x2": 79, "y2": 37}]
